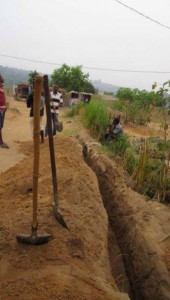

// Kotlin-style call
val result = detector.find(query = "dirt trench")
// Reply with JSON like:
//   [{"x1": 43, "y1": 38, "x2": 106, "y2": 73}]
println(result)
[{"x1": 82, "y1": 141, "x2": 170, "y2": 300}]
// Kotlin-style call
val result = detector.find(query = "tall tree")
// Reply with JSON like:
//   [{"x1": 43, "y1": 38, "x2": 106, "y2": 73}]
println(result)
[
  {"x1": 50, "y1": 64, "x2": 94, "y2": 92},
  {"x1": 28, "y1": 70, "x2": 39, "y2": 85},
  {"x1": 83, "y1": 81, "x2": 95, "y2": 94}
]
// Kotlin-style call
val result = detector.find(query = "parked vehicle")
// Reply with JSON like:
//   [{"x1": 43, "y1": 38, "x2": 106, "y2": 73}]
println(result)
[
  {"x1": 14, "y1": 83, "x2": 31, "y2": 101},
  {"x1": 69, "y1": 91, "x2": 79, "y2": 106},
  {"x1": 79, "y1": 92, "x2": 92, "y2": 104}
]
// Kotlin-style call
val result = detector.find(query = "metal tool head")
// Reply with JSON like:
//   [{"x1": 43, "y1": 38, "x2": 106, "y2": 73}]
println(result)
[
  {"x1": 16, "y1": 233, "x2": 51, "y2": 245},
  {"x1": 53, "y1": 206, "x2": 68, "y2": 229}
]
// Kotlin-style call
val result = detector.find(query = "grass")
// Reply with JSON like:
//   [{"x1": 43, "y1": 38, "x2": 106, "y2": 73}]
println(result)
[
  {"x1": 66, "y1": 101, "x2": 85, "y2": 117},
  {"x1": 61, "y1": 128, "x2": 79, "y2": 137},
  {"x1": 82, "y1": 99, "x2": 110, "y2": 139},
  {"x1": 63, "y1": 97, "x2": 170, "y2": 204}
]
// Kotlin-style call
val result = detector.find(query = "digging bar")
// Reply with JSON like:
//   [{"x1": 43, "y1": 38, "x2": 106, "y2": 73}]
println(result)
[
  {"x1": 43, "y1": 75, "x2": 68, "y2": 229},
  {"x1": 16, "y1": 76, "x2": 51, "y2": 245}
]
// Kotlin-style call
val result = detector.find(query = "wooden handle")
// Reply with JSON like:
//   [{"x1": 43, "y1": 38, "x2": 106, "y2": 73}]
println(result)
[
  {"x1": 44, "y1": 75, "x2": 58, "y2": 209},
  {"x1": 32, "y1": 75, "x2": 43, "y2": 230}
]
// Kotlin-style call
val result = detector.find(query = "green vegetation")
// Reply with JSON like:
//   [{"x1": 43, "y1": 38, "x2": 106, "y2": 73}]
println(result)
[
  {"x1": 108, "y1": 134, "x2": 131, "y2": 156},
  {"x1": 152, "y1": 80, "x2": 170, "y2": 142},
  {"x1": 65, "y1": 82, "x2": 170, "y2": 204},
  {"x1": 114, "y1": 87, "x2": 161, "y2": 125},
  {"x1": 28, "y1": 70, "x2": 39, "y2": 85},
  {"x1": 50, "y1": 64, "x2": 95, "y2": 92},
  {"x1": 82, "y1": 99, "x2": 110, "y2": 139},
  {"x1": 66, "y1": 99, "x2": 110, "y2": 139},
  {"x1": 66, "y1": 101, "x2": 85, "y2": 117}
]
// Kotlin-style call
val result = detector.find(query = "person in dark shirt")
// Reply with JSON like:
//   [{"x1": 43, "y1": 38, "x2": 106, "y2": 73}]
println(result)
[
  {"x1": 27, "y1": 89, "x2": 45, "y2": 143},
  {"x1": 105, "y1": 116, "x2": 124, "y2": 141}
]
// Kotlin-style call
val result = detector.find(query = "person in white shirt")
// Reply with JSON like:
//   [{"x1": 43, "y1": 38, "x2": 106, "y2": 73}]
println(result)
[{"x1": 45, "y1": 85, "x2": 62, "y2": 136}]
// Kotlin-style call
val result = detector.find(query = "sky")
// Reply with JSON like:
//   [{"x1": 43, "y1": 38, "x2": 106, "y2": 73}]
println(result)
[{"x1": 0, "y1": 0, "x2": 170, "y2": 90}]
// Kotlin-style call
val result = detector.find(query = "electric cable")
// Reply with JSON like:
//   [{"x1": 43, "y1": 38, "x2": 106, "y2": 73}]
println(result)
[
  {"x1": 113, "y1": 0, "x2": 170, "y2": 30},
  {"x1": 0, "y1": 53, "x2": 170, "y2": 74}
]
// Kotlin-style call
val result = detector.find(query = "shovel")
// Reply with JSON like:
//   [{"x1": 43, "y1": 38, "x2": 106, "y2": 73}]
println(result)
[
  {"x1": 16, "y1": 76, "x2": 51, "y2": 245},
  {"x1": 44, "y1": 75, "x2": 68, "y2": 229}
]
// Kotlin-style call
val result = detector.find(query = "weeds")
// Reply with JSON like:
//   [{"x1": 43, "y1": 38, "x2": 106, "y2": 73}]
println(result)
[
  {"x1": 83, "y1": 99, "x2": 110, "y2": 139},
  {"x1": 66, "y1": 101, "x2": 85, "y2": 117},
  {"x1": 65, "y1": 96, "x2": 170, "y2": 204},
  {"x1": 108, "y1": 134, "x2": 131, "y2": 156}
]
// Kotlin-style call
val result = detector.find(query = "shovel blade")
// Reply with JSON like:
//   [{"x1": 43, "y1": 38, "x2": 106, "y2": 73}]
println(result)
[
  {"x1": 54, "y1": 208, "x2": 68, "y2": 229},
  {"x1": 16, "y1": 233, "x2": 51, "y2": 245}
]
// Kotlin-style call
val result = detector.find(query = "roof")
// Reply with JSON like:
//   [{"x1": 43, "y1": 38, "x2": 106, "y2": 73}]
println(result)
[
  {"x1": 80, "y1": 92, "x2": 93, "y2": 96},
  {"x1": 18, "y1": 83, "x2": 30, "y2": 88},
  {"x1": 69, "y1": 91, "x2": 79, "y2": 94}
]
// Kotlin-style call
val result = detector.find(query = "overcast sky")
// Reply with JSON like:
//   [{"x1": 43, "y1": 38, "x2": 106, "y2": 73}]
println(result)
[{"x1": 0, "y1": 0, "x2": 170, "y2": 90}]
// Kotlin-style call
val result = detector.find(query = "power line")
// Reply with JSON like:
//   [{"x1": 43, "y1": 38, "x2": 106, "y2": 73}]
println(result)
[
  {"x1": 113, "y1": 0, "x2": 170, "y2": 30},
  {"x1": 0, "y1": 53, "x2": 170, "y2": 74}
]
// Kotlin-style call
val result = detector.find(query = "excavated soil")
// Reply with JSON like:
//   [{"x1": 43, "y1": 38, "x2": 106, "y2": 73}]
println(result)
[{"x1": 0, "y1": 137, "x2": 129, "y2": 300}]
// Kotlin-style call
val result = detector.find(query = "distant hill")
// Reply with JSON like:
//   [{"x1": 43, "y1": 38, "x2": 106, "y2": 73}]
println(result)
[
  {"x1": 0, "y1": 65, "x2": 120, "y2": 93},
  {"x1": 91, "y1": 79, "x2": 120, "y2": 94},
  {"x1": 0, "y1": 65, "x2": 30, "y2": 86}
]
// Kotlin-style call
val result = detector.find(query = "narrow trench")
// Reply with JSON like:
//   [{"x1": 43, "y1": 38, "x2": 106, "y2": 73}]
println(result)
[
  {"x1": 95, "y1": 174, "x2": 137, "y2": 300},
  {"x1": 81, "y1": 143, "x2": 165, "y2": 300},
  {"x1": 81, "y1": 147, "x2": 138, "y2": 300}
]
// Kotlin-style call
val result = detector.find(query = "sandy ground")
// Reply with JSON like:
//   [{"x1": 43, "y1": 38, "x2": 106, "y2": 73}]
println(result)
[
  {"x1": 0, "y1": 98, "x2": 34, "y2": 173},
  {"x1": 0, "y1": 98, "x2": 96, "y2": 173},
  {"x1": 0, "y1": 101, "x2": 129, "y2": 299}
]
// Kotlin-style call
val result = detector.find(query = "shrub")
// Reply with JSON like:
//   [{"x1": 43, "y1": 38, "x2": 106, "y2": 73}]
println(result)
[
  {"x1": 108, "y1": 134, "x2": 131, "y2": 156},
  {"x1": 83, "y1": 99, "x2": 110, "y2": 139},
  {"x1": 66, "y1": 101, "x2": 85, "y2": 117}
]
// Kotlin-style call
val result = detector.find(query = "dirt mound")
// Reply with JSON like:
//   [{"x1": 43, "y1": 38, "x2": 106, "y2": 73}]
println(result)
[{"x1": 0, "y1": 136, "x2": 129, "y2": 300}]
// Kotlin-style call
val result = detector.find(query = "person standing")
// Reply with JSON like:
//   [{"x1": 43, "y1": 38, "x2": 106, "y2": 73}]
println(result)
[
  {"x1": 27, "y1": 86, "x2": 45, "y2": 143},
  {"x1": 0, "y1": 75, "x2": 9, "y2": 149},
  {"x1": 45, "y1": 84, "x2": 62, "y2": 136}
]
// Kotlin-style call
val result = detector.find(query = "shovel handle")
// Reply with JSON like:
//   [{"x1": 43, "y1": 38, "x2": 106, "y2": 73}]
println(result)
[
  {"x1": 32, "y1": 75, "x2": 43, "y2": 230},
  {"x1": 43, "y1": 75, "x2": 58, "y2": 209}
]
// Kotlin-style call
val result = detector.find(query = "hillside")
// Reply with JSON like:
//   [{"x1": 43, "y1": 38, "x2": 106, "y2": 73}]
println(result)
[
  {"x1": 91, "y1": 79, "x2": 120, "y2": 94},
  {"x1": 0, "y1": 65, "x2": 120, "y2": 93},
  {"x1": 0, "y1": 65, "x2": 30, "y2": 86}
]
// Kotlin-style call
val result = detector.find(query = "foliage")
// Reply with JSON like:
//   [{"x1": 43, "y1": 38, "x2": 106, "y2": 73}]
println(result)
[
  {"x1": 82, "y1": 99, "x2": 110, "y2": 139},
  {"x1": 66, "y1": 101, "x2": 85, "y2": 117},
  {"x1": 129, "y1": 137, "x2": 170, "y2": 203},
  {"x1": 114, "y1": 87, "x2": 160, "y2": 125},
  {"x1": 123, "y1": 147, "x2": 138, "y2": 175},
  {"x1": 152, "y1": 80, "x2": 170, "y2": 142},
  {"x1": 104, "y1": 91, "x2": 113, "y2": 96},
  {"x1": 28, "y1": 70, "x2": 39, "y2": 85},
  {"x1": 83, "y1": 81, "x2": 95, "y2": 94},
  {"x1": 108, "y1": 134, "x2": 131, "y2": 156},
  {"x1": 50, "y1": 64, "x2": 94, "y2": 92},
  {"x1": 116, "y1": 87, "x2": 134, "y2": 102},
  {"x1": 112, "y1": 100, "x2": 124, "y2": 112}
]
